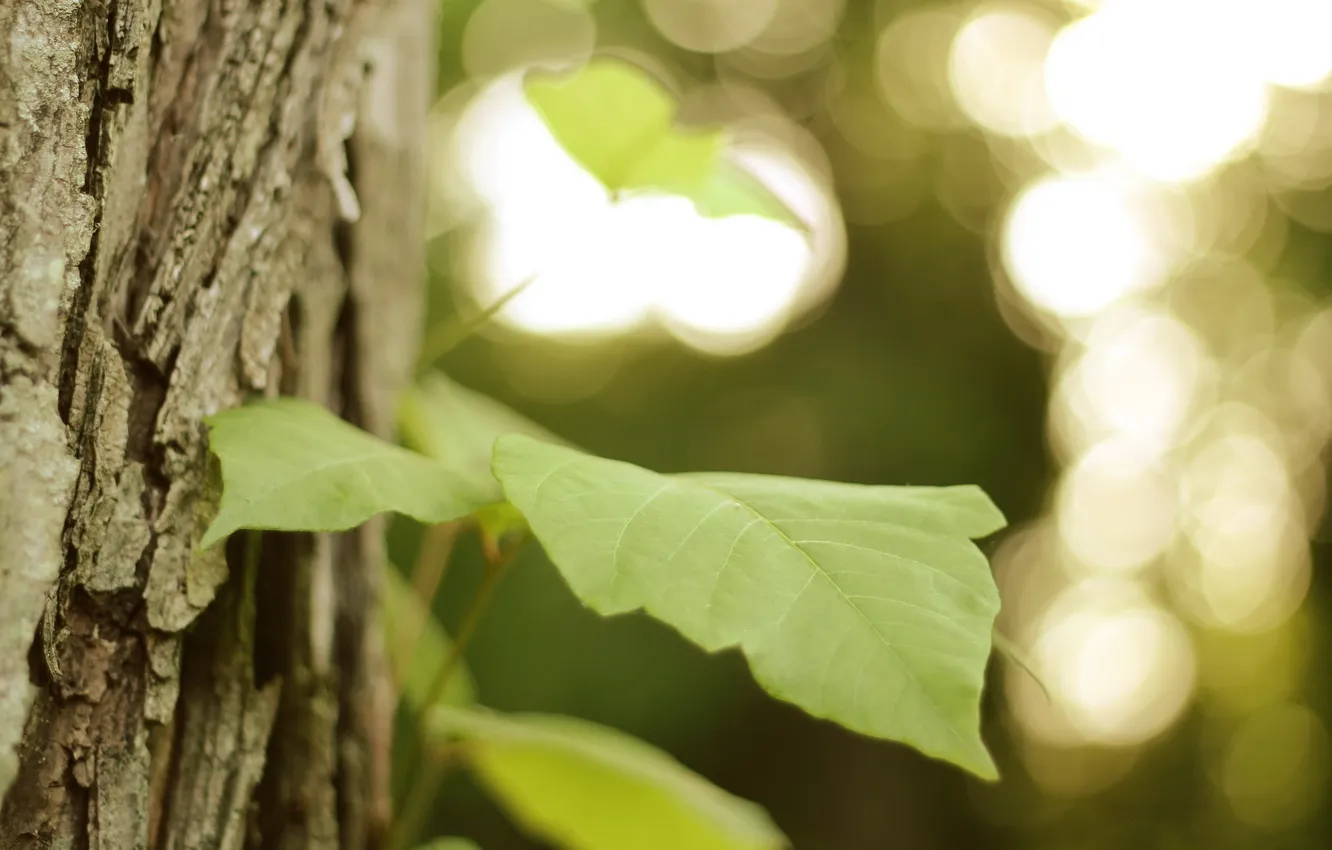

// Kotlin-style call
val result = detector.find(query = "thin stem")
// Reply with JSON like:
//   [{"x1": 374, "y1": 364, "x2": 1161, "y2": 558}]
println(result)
[
  {"x1": 390, "y1": 536, "x2": 525, "y2": 850},
  {"x1": 390, "y1": 742, "x2": 463, "y2": 850},
  {"x1": 422, "y1": 537, "x2": 523, "y2": 709},
  {"x1": 992, "y1": 630, "x2": 1051, "y2": 702},
  {"x1": 394, "y1": 521, "x2": 461, "y2": 678},
  {"x1": 417, "y1": 277, "x2": 536, "y2": 372}
]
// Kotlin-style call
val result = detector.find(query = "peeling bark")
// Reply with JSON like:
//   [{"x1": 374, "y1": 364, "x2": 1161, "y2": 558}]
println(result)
[{"x1": 0, "y1": 0, "x2": 435, "y2": 847}]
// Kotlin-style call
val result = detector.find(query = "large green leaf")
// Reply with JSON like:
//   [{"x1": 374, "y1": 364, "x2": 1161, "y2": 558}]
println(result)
[
  {"x1": 525, "y1": 58, "x2": 802, "y2": 228},
  {"x1": 491, "y1": 435, "x2": 1005, "y2": 779},
  {"x1": 383, "y1": 566, "x2": 475, "y2": 710},
  {"x1": 399, "y1": 373, "x2": 566, "y2": 505},
  {"x1": 201, "y1": 399, "x2": 485, "y2": 548},
  {"x1": 430, "y1": 707, "x2": 785, "y2": 850}
]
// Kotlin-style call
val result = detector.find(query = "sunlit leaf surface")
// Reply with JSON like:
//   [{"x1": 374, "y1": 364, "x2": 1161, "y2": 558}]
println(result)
[{"x1": 492, "y1": 435, "x2": 1005, "y2": 778}]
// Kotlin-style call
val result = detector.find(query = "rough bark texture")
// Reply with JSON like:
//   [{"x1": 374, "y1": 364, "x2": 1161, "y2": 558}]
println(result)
[{"x1": 0, "y1": 0, "x2": 435, "y2": 847}]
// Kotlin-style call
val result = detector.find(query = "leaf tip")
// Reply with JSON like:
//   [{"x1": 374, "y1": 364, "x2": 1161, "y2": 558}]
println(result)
[
  {"x1": 197, "y1": 524, "x2": 228, "y2": 551},
  {"x1": 971, "y1": 755, "x2": 1001, "y2": 783}
]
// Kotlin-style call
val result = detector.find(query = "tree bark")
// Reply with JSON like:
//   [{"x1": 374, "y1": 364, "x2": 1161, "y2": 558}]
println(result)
[{"x1": 0, "y1": 1, "x2": 435, "y2": 848}]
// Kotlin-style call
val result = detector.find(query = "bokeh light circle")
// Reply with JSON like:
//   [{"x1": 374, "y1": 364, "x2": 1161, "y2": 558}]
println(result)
[
  {"x1": 1002, "y1": 173, "x2": 1171, "y2": 318},
  {"x1": 644, "y1": 0, "x2": 779, "y2": 54},
  {"x1": 948, "y1": 5, "x2": 1059, "y2": 138}
]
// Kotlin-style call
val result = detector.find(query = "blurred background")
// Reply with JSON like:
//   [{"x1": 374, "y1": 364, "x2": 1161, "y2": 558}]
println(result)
[{"x1": 392, "y1": 0, "x2": 1332, "y2": 847}]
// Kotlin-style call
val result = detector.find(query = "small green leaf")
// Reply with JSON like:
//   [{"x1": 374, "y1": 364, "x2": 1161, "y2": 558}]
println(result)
[
  {"x1": 687, "y1": 162, "x2": 805, "y2": 231},
  {"x1": 492, "y1": 435, "x2": 1005, "y2": 779},
  {"x1": 383, "y1": 566, "x2": 476, "y2": 710},
  {"x1": 201, "y1": 399, "x2": 485, "y2": 548},
  {"x1": 399, "y1": 373, "x2": 567, "y2": 505},
  {"x1": 525, "y1": 58, "x2": 801, "y2": 228},
  {"x1": 412, "y1": 839, "x2": 481, "y2": 850},
  {"x1": 430, "y1": 707, "x2": 785, "y2": 850},
  {"x1": 526, "y1": 58, "x2": 721, "y2": 195}
]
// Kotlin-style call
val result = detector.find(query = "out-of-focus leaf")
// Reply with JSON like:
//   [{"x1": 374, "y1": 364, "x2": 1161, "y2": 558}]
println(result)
[
  {"x1": 524, "y1": 58, "x2": 802, "y2": 228},
  {"x1": 383, "y1": 566, "x2": 475, "y2": 710},
  {"x1": 399, "y1": 373, "x2": 566, "y2": 505},
  {"x1": 525, "y1": 57, "x2": 721, "y2": 196},
  {"x1": 430, "y1": 707, "x2": 786, "y2": 850},
  {"x1": 492, "y1": 435, "x2": 1006, "y2": 779},
  {"x1": 474, "y1": 501, "x2": 529, "y2": 544},
  {"x1": 412, "y1": 839, "x2": 482, "y2": 850},
  {"x1": 201, "y1": 399, "x2": 485, "y2": 548},
  {"x1": 686, "y1": 161, "x2": 806, "y2": 231}
]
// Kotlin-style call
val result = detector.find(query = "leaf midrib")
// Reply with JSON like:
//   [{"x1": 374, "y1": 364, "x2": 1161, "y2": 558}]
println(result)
[
  {"x1": 222, "y1": 444, "x2": 444, "y2": 511},
  {"x1": 683, "y1": 478, "x2": 975, "y2": 754}
]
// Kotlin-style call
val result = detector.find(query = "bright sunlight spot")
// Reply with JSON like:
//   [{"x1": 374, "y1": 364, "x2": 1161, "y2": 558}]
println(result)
[
  {"x1": 449, "y1": 73, "x2": 834, "y2": 354},
  {"x1": 948, "y1": 5, "x2": 1059, "y2": 138},
  {"x1": 1028, "y1": 582, "x2": 1196, "y2": 747},
  {"x1": 1049, "y1": 307, "x2": 1209, "y2": 459},
  {"x1": 1001, "y1": 174, "x2": 1170, "y2": 318},
  {"x1": 1056, "y1": 437, "x2": 1177, "y2": 574},
  {"x1": 643, "y1": 0, "x2": 779, "y2": 54},
  {"x1": 1044, "y1": 0, "x2": 1269, "y2": 182},
  {"x1": 1248, "y1": 0, "x2": 1332, "y2": 89}
]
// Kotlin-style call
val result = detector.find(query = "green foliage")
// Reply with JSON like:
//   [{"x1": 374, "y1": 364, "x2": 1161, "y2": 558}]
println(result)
[
  {"x1": 429, "y1": 707, "x2": 786, "y2": 850},
  {"x1": 412, "y1": 840, "x2": 481, "y2": 850},
  {"x1": 525, "y1": 57, "x2": 801, "y2": 228},
  {"x1": 491, "y1": 434, "x2": 1005, "y2": 779},
  {"x1": 203, "y1": 374, "x2": 1009, "y2": 850},
  {"x1": 201, "y1": 399, "x2": 485, "y2": 548},
  {"x1": 399, "y1": 373, "x2": 567, "y2": 505},
  {"x1": 383, "y1": 566, "x2": 476, "y2": 710}
]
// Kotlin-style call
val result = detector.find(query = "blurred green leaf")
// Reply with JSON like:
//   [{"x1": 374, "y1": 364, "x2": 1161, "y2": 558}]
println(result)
[
  {"x1": 525, "y1": 58, "x2": 801, "y2": 228},
  {"x1": 400, "y1": 373, "x2": 567, "y2": 505},
  {"x1": 412, "y1": 839, "x2": 481, "y2": 850},
  {"x1": 430, "y1": 707, "x2": 785, "y2": 850},
  {"x1": 384, "y1": 566, "x2": 476, "y2": 710},
  {"x1": 202, "y1": 399, "x2": 485, "y2": 548},
  {"x1": 491, "y1": 435, "x2": 1005, "y2": 779},
  {"x1": 526, "y1": 57, "x2": 720, "y2": 195},
  {"x1": 689, "y1": 161, "x2": 805, "y2": 231},
  {"x1": 474, "y1": 501, "x2": 529, "y2": 544}
]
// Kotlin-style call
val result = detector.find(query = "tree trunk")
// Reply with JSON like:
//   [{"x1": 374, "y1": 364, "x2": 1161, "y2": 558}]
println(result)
[{"x1": 0, "y1": 0, "x2": 435, "y2": 847}]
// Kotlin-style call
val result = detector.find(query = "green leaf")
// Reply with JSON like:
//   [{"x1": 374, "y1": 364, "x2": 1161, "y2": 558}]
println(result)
[
  {"x1": 526, "y1": 58, "x2": 721, "y2": 195},
  {"x1": 412, "y1": 840, "x2": 481, "y2": 850},
  {"x1": 383, "y1": 566, "x2": 475, "y2": 710},
  {"x1": 687, "y1": 161, "x2": 805, "y2": 231},
  {"x1": 430, "y1": 707, "x2": 785, "y2": 850},
  {"x1": 201, "y1": 399, "x2": 485, "y2": 548},
  {"x1": 399, "y1": 373, "x2": 567, "y2": 506},
  {"x1": 491, "y1": 435, "x2": 1005, "y2": 779},
  {"x1": 525, "y1": 58, "x2": 802, "y2": 228}
]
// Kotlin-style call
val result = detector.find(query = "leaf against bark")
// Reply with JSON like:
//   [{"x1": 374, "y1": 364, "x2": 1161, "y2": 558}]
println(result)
[
  {"x1": 491, "y1": 435, "x2": 1006, "y2": 779},
  {"x1": 201, "y1": 399, "x2": 486, "y2": 548},
  {"x1": 383, "y1": 566, "x2": 475, "y2": 710},
  {"x1": 524, "y1": 58, "x2": 800, "y2": 228},
  {"x1": 430, "y1": 707, "x2": 785, "y2": 850},
  {"x1": 398, "y1": 373, "x2": 566, "y2": 506}
]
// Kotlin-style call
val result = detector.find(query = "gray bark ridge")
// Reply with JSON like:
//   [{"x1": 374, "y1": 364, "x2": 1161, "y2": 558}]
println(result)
[{"x1": 0, "y1": 0, "x2": 434, "y2": 848}]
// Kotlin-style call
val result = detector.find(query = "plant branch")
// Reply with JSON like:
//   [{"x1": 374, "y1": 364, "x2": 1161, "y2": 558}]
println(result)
[
  {"x1": 416, "y1": 277, "x2": 536, "y2": 372},
  {"x1": 390, "y1": 535, "x2": 525, "y2": 850},
  {"x1": 992, "y1": 630, "x2": 1051, "y2": 701},
  {"x1": 394, "y1": 521, "x2": 462, "y2": 678}
]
